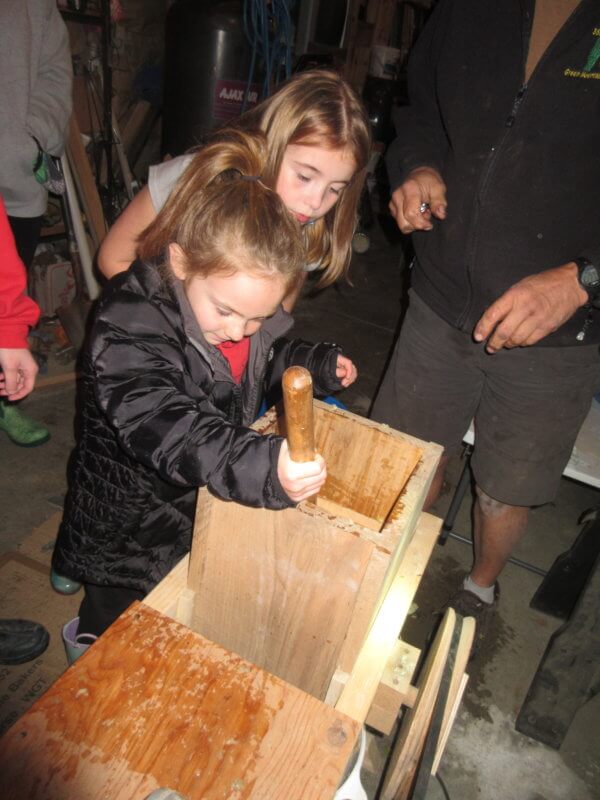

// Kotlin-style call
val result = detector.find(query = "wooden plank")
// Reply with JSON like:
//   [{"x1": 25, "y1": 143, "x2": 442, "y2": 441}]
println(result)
[
  {"x1": 334, "y1": 512, "x2": 441, "y2": 723},
  {"x1": 374, "y1": 430, "x2": 442, "y2": 617},
  {"x1": 365, "y1": 640, "x2": 421, "y2": 734},
  {"x1": 334, "y1": 431, "x2": 441, "y2": 678},
  {"x1": 121, "y1": 99, "x2": 153, "y2": 155},
  {"x1": 311, "y1": 404, "x2": 422, "y2": 531},
  {"x1": 433, "y1": 674, "x2": 469, "y2": 776},
  {"x1": 327, "y1": 639, "x2": 421, "y2": 734},
  {"x1": 432, "y1": 617, "x2": 475, "y2": 774},
  {"x1": 380, "y1": 608, "x2": 456, "y2": 800},
  {"x1": 335, "y1": 544, "x2": 391, "y2": 675},
  {"x1": 143, "y1": 553, "x2": 189, "y2": 621},
  {"x1": 0, "y1": 603, "x2": 360, "y2": 800},
  {"x1": 257, "y1": 402, "x2": 424, "y2": 533},
  {"x1": 188, "y1": 491, "x2": 375, "y2": 700},
  {"x1": 314, "y1": 496, "x2": 394, "y2": 532},
  {"x1": 66, "y1": 114, "x2": 108, "y2": 248},
  {"x1": 372, "y1": 0, "x2": 399, "y2": 45}
]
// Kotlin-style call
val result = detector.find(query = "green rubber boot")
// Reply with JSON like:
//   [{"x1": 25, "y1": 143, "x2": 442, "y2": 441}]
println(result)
[
  {"x1": 50, "y1": 568, "x2": 82, "y2": 595},
  {"x1": 0, "y1": 399, "x2": 50, "y2": 447}
]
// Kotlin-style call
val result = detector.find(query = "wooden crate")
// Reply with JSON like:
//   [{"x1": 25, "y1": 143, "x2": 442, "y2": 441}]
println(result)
[{"x1": 146, "y1": 401, "x2": 442, "y2": 715}]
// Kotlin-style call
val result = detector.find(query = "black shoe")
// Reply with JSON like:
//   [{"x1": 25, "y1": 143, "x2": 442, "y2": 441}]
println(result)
[
  {"x1": 449, "y1": 583, "x2": 499, "y2": 659},
  {"x1": 0, "y1": 618, "x2": 50, "y2": 665}
]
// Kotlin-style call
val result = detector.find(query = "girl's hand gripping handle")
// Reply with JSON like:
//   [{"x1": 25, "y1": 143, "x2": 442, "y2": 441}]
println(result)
[{"x1": 278, "y1": 366, "x2": 326, "y2": 502}]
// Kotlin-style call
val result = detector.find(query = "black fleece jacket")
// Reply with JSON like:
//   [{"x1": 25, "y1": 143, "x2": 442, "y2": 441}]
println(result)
[
  {"x1": 52, "y1": 260, "x2": 344, "y2": 593},
  {"x1": 386, "y1": 0, "x2": 600, "y2": 346}
]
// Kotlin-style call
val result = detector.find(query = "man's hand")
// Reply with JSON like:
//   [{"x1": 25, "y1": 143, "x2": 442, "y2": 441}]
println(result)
[
  {"x1": 0, "y1": 348, "x2": 39, "y2": 401},
  {"x1": 277, "y1": 440, "x2": 327, "y2": 503},
  {"x1": 389, "y1": 167, "x2": 447, "y2": 234},
  {"x1": 335, "y1": 354, "x2": 357, "y2": 388},
  {"x1": 474, "y1": 262, "x2": 589, "y2": 353}
]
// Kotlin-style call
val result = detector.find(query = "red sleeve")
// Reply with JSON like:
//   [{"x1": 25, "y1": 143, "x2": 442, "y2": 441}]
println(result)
[{"x1": 0, "y1": 197, "x2": 40, "y2": 349}]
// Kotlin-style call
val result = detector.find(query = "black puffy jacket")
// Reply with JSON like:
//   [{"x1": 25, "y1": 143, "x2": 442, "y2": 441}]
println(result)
[{"x1": 52, "y1": 260, "x2": 344, "y2": 592}]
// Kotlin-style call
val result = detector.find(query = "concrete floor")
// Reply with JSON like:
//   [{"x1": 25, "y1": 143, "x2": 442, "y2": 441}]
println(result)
[{"x1": 1, "y1": 216, "x2": 598, "y2": 799}]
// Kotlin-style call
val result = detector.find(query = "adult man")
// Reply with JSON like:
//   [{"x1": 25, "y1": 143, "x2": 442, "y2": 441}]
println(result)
[{"x1": 372, "y1": 0, "x2": 600, "y2": 646}]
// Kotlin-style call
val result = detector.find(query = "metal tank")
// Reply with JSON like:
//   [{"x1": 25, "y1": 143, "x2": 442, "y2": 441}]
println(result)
[{"x1": 162, "y1": 0, "x2": 261, "y2": 156}]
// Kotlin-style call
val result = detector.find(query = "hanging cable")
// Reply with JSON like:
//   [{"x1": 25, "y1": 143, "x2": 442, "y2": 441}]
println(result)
[{"x1": 243, "y1": 0, "x2": 295, "y2": 107}]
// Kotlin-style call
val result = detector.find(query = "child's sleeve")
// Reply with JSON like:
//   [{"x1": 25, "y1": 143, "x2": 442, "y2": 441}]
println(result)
[
  {"x1": 266, "y1": 338, "x2": 344, "y2": 397},
  {"x1": 0, "y1": 198, "x2": 40, "y2": 348},
  {"x1": 90, "y1": 297, "x2": 294, "y2": 510}
]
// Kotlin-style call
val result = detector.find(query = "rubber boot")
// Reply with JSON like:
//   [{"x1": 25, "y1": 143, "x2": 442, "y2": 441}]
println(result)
[
  {"x1": 0, "y1": 399, "x2": 50, "y2": 447},
  {"x1": 62, "y1": 617, "x2": 97, "y2": 665},
  {"x1": 50, "y1": 568, "x2": 82, "y2": 595}
]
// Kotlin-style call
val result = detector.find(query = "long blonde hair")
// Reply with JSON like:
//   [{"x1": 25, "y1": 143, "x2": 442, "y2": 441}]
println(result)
[
  {"x1": 138, "y1": 130, "x2": 304, "y2": 290},
  {"x1": 195, "y1": 70, "x2": 371, "y2": 286},
  {"x1": 247, "y1": 70, "x2": 371, "y2": 285}
]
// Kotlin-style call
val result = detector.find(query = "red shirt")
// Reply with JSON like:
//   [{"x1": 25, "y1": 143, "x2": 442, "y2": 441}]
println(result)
[
  {"x1": 0, "y1": 196, "x2": 40, "y2": 349},
  {"x1": 217, "y1": 337, "x2": 250, "y2": 384}
]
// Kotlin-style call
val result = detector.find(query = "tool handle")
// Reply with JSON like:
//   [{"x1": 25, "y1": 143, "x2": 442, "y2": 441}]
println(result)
[{"x1": 282, "y1": 366, "x2": 315, "y2": 462}]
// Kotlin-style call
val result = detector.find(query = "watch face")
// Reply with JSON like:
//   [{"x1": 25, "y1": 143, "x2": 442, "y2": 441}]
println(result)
[{"x1": 581, "y1": 263, "x2": 600, "y2": 289}]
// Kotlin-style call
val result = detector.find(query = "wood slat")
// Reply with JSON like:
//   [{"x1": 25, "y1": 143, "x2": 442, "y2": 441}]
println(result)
[
  {"x1": 432, "y1": 617, "x2": 475, "y2": 775},
  {"x1": 188, "y1": 493, "x2": 375, "y2": 700},
  {"x1": 312, "y1": 404, "x2": 422, "y2": 531},
  {"x1": 335, "y1": 512, "x2": 441, "y2": 723},
  {"x1": 66, "y1": 114, "x2": 107, "y2": 248},
  {"x1": 380, "y1": 608, "x2": 457, "y2": 800}
]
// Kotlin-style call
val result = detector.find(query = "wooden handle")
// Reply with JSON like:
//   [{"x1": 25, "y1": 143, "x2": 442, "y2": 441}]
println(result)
[{"x1": 282, "y1": 366, "x2": 315, "y2": 462}]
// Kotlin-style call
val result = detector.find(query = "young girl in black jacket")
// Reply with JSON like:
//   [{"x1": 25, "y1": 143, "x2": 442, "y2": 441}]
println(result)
[{"x1": 52, "y1": 131, "x2": 357, "y2": 657}]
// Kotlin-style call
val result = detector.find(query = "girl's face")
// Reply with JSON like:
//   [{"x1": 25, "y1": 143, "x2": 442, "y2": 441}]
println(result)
[
  {"x1": 275, "y1": 144, "x2": 356, "y2": 224},
  {"x1": 170, "y1": 246, "x2": 286, "y2": 345}
]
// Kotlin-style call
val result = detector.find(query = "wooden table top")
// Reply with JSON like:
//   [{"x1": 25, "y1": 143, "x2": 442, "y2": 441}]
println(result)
[{"x1": 0, "y1": 603, "x2": 360, "y2": 800}]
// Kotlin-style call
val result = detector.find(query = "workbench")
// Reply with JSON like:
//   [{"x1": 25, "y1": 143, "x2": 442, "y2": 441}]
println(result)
[
  {"x1": 0, "y1": 400, "x2": 475, "y2": 798},
  {"x1": 0, "y1": 513, "x2": 461, "y2": 799}
]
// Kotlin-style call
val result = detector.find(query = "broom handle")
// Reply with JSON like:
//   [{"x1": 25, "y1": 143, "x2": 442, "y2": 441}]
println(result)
[{"x1": 282, "y1": 366, "x2": 315, "y2": 462}]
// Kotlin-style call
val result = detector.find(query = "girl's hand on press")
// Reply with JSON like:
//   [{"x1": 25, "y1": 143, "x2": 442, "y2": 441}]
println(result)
[
  {"x1": 277, "y1": 440, "x2": 327, "y2": 503},
  {"x1": 336, "y1": 355, "x2": 357, "y2": 387}
]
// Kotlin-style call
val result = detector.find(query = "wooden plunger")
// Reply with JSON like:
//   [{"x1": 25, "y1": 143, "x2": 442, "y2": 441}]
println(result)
[{"x1": 282, "y1": 366, "x2": 315, "y2": 462}]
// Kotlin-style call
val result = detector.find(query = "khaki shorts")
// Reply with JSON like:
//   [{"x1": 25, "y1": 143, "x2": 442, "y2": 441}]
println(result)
[{"x1": 371, "y1": 291, "x2": 600, "y2": 506}]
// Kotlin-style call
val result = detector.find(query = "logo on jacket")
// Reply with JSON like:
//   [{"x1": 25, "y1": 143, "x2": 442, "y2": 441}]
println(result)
[{"x1": 564, "y1": 28, "x2": 600, "y2": 79}]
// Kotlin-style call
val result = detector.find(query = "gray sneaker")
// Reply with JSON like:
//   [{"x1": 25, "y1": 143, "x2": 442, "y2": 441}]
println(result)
[{"x1": 449, "y1": 583, "x2": 500, "y2": 659}]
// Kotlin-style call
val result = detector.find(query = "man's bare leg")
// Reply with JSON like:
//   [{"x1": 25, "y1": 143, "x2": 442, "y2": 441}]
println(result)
[{"x1": 470, "y1": 485, "x2": 529, "y2": 590}]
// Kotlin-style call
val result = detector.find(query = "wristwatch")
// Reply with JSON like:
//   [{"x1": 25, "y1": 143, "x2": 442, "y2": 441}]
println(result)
[{"x1": 574, "y1": 257, "x2": 600, "y2": 301}]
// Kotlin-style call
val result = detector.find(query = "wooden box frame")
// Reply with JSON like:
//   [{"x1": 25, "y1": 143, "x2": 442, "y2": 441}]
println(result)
[{"x1": 145, "y1": 401, "x2": 443, "y2": 724}]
